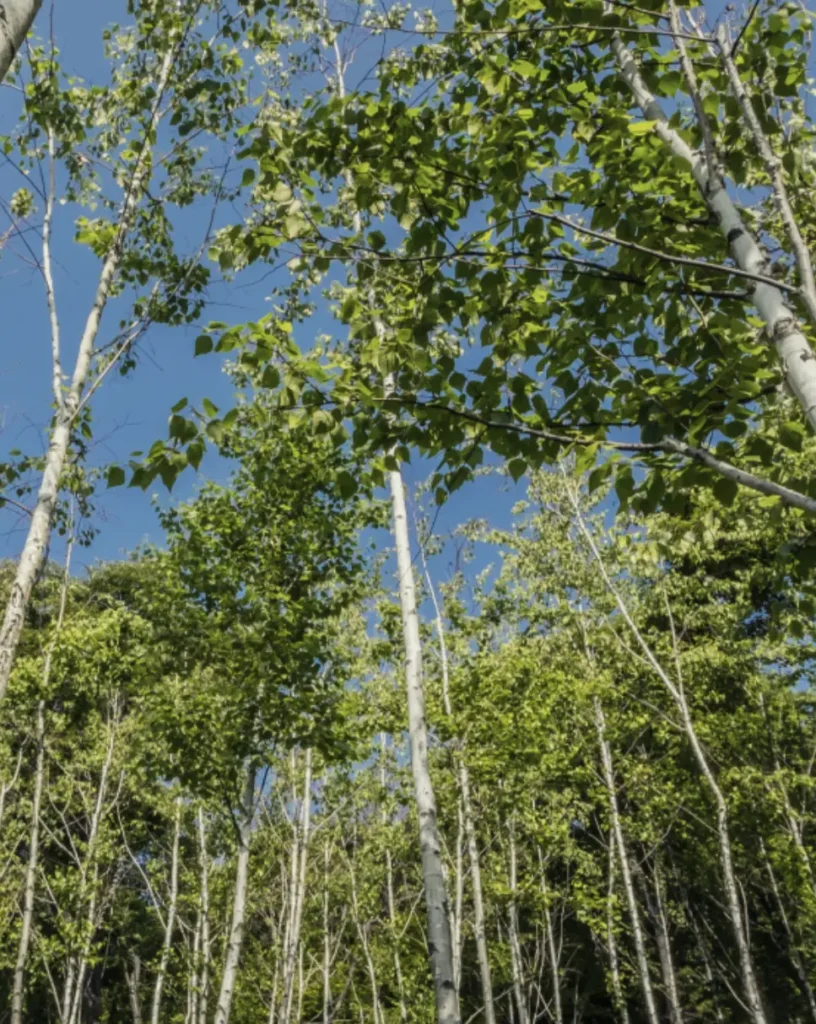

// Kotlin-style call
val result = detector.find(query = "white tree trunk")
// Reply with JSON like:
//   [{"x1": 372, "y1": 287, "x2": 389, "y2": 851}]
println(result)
[
  {"x1": 536, "y1": 850, "x2": 563, "y2": 1024},
  {"x1": 569, "y1": 477, "x2": 768, "y2": 1024},
  {"x1": 196, "y1": 807, "x2": 211, "y2": 1024},
  {"x1": 379, "y1": 735, "x2": 409, "y2": 1024},
  {"x1": 10, "y1": 702, "x2": 46, "y2": 1024},
  {"x1": 65, "y1": 707, "x2": 119, "y2": 1024},
  {"x1": 126, "y1": 953, "x2": 144, "y2": 1024},
  {"x1": 280, "y1": 748, "x2": 313, "y2": 1024},
  {"x1": 0, "y1": 0, "x2": 42, "y2": 82},
  {"x1": 389, "y1": 465, "x2": 460, "y2": 1024},
  {"x1": 594, "y1": 700, "x2": 660, "y2": 1024},
  {"x1": 150, "y1": 798, "x2": 182, "y2": 1024},
  {"x1": 0, "y1": 33, "x2": 178, "y2": 704},
  {"x1": 649, "y1": 861, "x2": 683, "y2": 1024},
  {"x1": 423, "y1": 566, "x2": 497, "y2": 1024},
  {"x1": 214, "y1": 766, "x2": 255, "y2": 1024},
  {"x1": 611, "y1": 31, "x2": 816, "y2": 431},
  {"x1": 507, "y1": 824, "x2": 530, "y2": 1024},
  {"x1": 11, "y1": 532, "x2": 72, "y2": 1024},
  {"x1": 605, "y1": 840, "x2": 631, "y2": 1024}
]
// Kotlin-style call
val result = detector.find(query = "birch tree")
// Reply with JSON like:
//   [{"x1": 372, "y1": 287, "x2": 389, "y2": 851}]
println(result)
[{"x1": 0, "y1": 0, "x2": 249, "y2": 702}]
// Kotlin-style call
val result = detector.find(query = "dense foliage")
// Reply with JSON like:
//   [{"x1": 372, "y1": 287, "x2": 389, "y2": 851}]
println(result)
[{"x1": 2, "y1": 0, "x2": 816, "y2": 1021}]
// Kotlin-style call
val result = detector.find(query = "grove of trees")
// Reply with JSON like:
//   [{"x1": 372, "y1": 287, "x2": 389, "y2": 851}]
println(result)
[{"x1": 1, "y1": 0, "x2": 816, "y2": 1021}]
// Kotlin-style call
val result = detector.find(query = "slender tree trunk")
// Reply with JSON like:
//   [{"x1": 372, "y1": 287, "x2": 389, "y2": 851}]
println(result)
[
  {"x1": 150, "y1": 797, "x2": 182, "y2": 1024},
  {"x1": 612, "y1": 29, "x2": 816, "y2": 431},
  {"x1": 681, "y1": 891, "x2": 725, "y2": 1024},
  {"x1": 761, "y1": 841, "x2": 816, "y2": 1023},
  {"x1": 280, "y1": 748, "x2": 313, "y2": 1024},
  {"x1": 389, "y1": 465, "x2": 460, "y2": 1024},
  {"x1": 188, "y1": 915, "x2": 201, "y2": 1024},
  {"x1": 594, "y1": 700, "x2": 660, "y2": 1024},
  {"x1": 10, "y1": 701, "x2": 46, "y2": 1024},
  {"x1": 379, "y1": 735, "x2": 408, "y2": 1024},
  {"x1": 650, "y1": 860, "x2": 683, "y2": 1024},
  {"x1": 536, "y1": 850, "x2": 563, "y2": 1024},
  {"x1": 507, "y1": 822, "x2": 530, "y2": 1024},
  {"x1": 422, "y1": 565, "x2": 497, "y2": 1024},
  {"x1": 11, "y1": 531, "x2": 73, "y2": 1024},
  {"x1": 197, "y1": 807, "x2": 211, "y2": 1024},
  {"x1": 348, "y1": 854, "x2": 383, "y2": 1024},
  {"x1": 66, "y1": 709, "x2": 119, "y2": 1024},
  {"x1": 213, "y1": 766, "x2": 255, "y2": 1024},
  {"x1": 449, "y1": 800, "x2": 464, "y2": 998},
  {"x1": 126, "y1": 953, "x2": 144, "y2": 1024},
  {"x1": 0, "y1": 0, "x2": 42, "y2": 83},
  {"x1": 716, "y1": 21, "x2": 816, "y2": 329},
  {"x1": 605, "y1": 839, "x2": 631, "y2": 1024},
  {"x1": 323, "y1": 842, "x2": 332, "y2": 1024},
  {"x1": 0, "y1": 28, "x2": 180, "y2": 704},
  {"x1": 569, "y1": 479, "x2": 768, "y2": 1024}
]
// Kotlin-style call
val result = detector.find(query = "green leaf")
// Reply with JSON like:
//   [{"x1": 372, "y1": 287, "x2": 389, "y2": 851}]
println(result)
[
  {"x1": 712, "y1": 475, "x2": 739, "y2": 507},
  {"x1": 106, "y1": 465, "x2": 126, "y2": 488},
  {"x1": 195, "y1": 335, "x2": 213, "y2": 356},
  {"x1": 628, "y1": 120, "x2": 657, "y2": 136}
]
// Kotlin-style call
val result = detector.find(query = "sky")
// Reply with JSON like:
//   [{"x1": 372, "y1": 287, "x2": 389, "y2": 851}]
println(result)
[{"x1": 0, "y1": 0, "x2": 524, "y2": 590}]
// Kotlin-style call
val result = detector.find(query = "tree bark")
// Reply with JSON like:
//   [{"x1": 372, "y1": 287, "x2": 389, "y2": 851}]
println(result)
[
  {"x1": 10, "y1": 702, "x2": 45, "y2": 1024},
  {"x1": 0, "y1": 0, "x2": 42, "y2": 83},
  {"x1": 213, "y1": 766, "x2": 255, "y2": 1024},
  {"x1": 0, "y1": 27, "x2": 179, "y2": 704},
  {"x1": 150, "y1": 797, "x2": 182, "y2": 1024},
  {"x1": 379, "y1": 735, "x2": 408, "y2": 1024},
  {"x1": 604, "y1": 839, "x2": 631, "y2": 1024},
  {"x1": 280, "y1": 748, "x2": 313, "y2": 1024},
  {"x1": 197, "y1": 807, "x2": 211, "y2": 1024},
  {"x1": 611, "y1": 30, "x2": 816, "y2": 431},
  {"x1": 11, "y1": 531, "x2": 73, "y2": 1024},
  {"x1": 594, "y1": 699, "x2": 660, "y2": 1024},
  {"x1": 569, "y1": 477, "x2": 768, "y2": 1024},
  {"x1": 389, "y1": 465, "x2": 460, "y2": 1024},
  {"x1": 423, "y1": 565, "x2": 497, "y2": 1024},
  {"x1": 507, "y1": 823, "x2": 530, "y2": 1024}
]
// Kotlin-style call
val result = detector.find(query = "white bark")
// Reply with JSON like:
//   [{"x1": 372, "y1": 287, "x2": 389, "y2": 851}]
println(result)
[
  {"x1": 605, "y1": 840, "x2": 631, "y2": 1024},
  {"x1": 126, "y1": 954, "x2": 144, "y2": 1024},
  {"x1": 650, "y1": 861, "x2": 683, "y2": 1024},
  {"x1": 65, "y1": 712, "x2": 119, "y2": 1024},
  {"x1": 389, "y1": 465, "x2": 460, "y2": 1024},
  {"x1": 10, "y1": 702, "x2": 45, "y2": 1024},
  {"x1": 594, "y1": 699, "x2": 660, "y2": 1024},
  {"x1": 536, "y1": 851, "x2": 563, "y2": 1024},
  {"x1": 322, "y1": 842, "x2": 332, "y2": 1024},
  {"x1": 569, "y1": 478, "x2": 767, "y2": 1024},
  {"x1": 214, "y1": 766, "x2": 255, "y2": 1024},
  {"x1": 196, "y1": 807, "x2": 211, "y2": 1024},
  {"x1": 280, "y1": 748, "x2": 313, "y2": 1024},
  {"x1": 0, "y1": 31, "x2": 179, "y2": 704},
  {"x1": 716, "y1": 24, "x2": 816, "y2": 329},
  {"x1": 422, "y1": 565, "x2": 497, "y2": 1024},
  {"x1": 507, "y1": 824, "x2": 530, "y2": 1024},
  {"x1": 347, "y1": 852, "x2": 383, "y2": 1024},
  {"x1": 612, "y1": 32, "x2": 816, "y2": 431},
  {"x1": 12, "y1": 532, "x2": 73, "y2": 1024},
  {"x1": 150, "y1": 797, "x2": 182, "y2": 1024},
  {"x1": 379, "y1": 735, "x2": 408, "y2": 1024},
  {"x1": 0, "y1": 0, "x2": 42, "y2": 83}
]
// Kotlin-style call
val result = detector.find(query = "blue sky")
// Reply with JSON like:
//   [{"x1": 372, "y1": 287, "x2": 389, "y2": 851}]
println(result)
[{"x1": 0, "y1": 0, "x2": 522, "y2": 589}]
